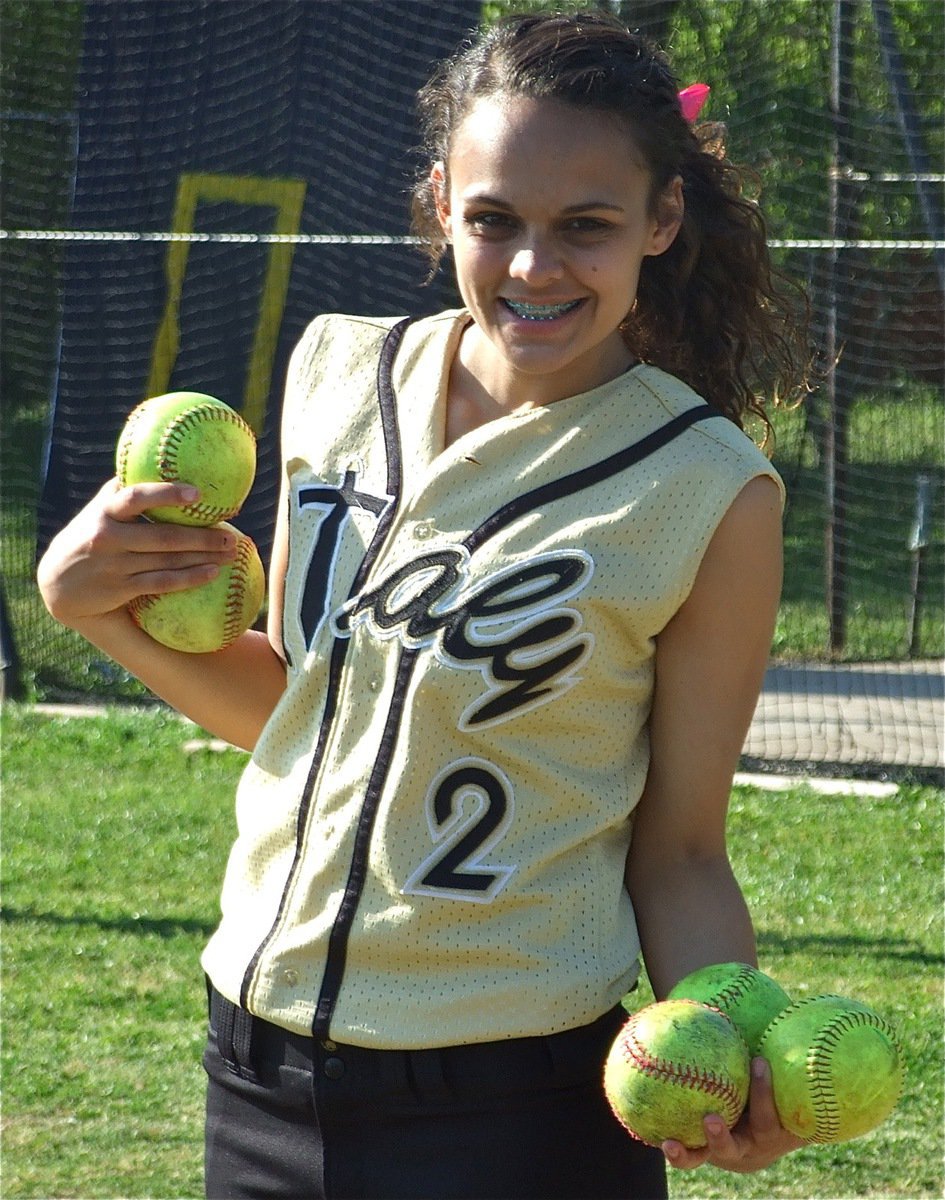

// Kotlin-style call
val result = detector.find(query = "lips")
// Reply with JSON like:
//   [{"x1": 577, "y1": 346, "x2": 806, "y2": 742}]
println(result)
[{"x1": 502, "y1": 298, "x2": 583, "y2": 322}]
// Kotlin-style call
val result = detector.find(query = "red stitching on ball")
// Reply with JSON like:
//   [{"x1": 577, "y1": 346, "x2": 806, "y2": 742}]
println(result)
[
  {"x1": 128, "y1": 593, "x2": 157, "y2": 625},
  {"x1": 620, "y1": 1018, "x2": 744, "y2": 1122}
]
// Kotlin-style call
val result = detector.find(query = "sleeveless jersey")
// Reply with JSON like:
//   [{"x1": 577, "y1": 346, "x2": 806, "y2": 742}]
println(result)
[{"x1": 201, "y1": 309, "x2": 784, "y2": 1048}]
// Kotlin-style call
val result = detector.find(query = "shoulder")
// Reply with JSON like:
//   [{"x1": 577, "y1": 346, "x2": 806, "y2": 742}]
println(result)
[
  {"x1": 290, "y1": 312, "x2": 402, "y2": 365},
  {"x1": 631, "y1": 364, "x2": 784, "y2": 499},
  {"x1": 283, "y1": 310, "x2": 459, "y2": 397},
  {"x1": 294, "y1": 309, "x2": 465, "y2": 355},
  {"x1": 280, "y1": 309, "x2": 466, "y2": 441}
]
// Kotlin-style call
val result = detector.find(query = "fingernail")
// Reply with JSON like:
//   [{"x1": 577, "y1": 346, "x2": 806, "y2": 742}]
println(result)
[
  {"x1": 662, "y1": 1142, "x2": 679, "y2": 1162},
  {"x1": 753, "y1": 1056, "x2": 769, "y2": 1080},
  {"x1": 705, "y1": 1116, "x2": 725, "y2": 1137},
  {"x1": 180, "y1": 486, "x2": 199, "y2": 502}
]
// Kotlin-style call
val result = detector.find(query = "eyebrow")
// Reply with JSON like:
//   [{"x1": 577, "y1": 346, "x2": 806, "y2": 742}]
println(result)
[{"x1": 463, "y1": 193, "x2": 625, "y2": 215}]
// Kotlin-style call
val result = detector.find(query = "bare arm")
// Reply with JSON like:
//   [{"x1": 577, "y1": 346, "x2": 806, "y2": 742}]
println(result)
[
  {"x1": 625, "y1": 474, "x2": 803, "y2": 1172},
  {"x1": 37, "y1": 479, "x2": 287, "y2": 750}
]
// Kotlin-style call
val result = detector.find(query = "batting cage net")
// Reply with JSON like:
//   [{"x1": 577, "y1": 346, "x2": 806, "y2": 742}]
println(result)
[{"x1": 2, "y1": 0, "x2": 942, "y2": 778}]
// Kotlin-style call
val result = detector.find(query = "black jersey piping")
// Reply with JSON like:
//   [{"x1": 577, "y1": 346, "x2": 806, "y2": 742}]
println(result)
[
  {"x1": 308, "y1": 398, "x2": 721, "y2": 1038},
  {"x1": 238, "y1": 317, "x2": 411, "y2": 1010},
  {"x1": 313, "y1": 644, "x2": 420, "y2": 1033},
  {"x1": 464, "y1": 402, "x2": 720, "y2": 554}
]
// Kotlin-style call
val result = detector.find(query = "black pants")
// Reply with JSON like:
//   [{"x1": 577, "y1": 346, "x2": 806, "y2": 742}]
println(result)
[{"x1": 204, "y1": 986, "x2": 667, "y2": 1200}]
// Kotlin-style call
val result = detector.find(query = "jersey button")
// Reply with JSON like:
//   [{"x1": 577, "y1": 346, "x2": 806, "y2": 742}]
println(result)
[
  {"x1": 323, "y1": 1056, "x2": 345, "y2": 1079},
  {"x1": 414, "y1": 520, "x2": 435, "y2": 540},
  {"x1": 282, "y1": 968, "x2": 298, "y2": 987}
]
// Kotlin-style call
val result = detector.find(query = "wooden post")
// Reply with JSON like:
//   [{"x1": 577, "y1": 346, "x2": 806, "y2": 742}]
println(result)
[{"x1": 907, "y1": 474, "x2": 932, "y2": 658}]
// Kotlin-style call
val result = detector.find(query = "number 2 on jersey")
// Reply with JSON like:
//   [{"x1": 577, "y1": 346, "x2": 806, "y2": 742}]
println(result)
[{"x1": 402, "y1": 759, "x2": 517, "y2": 903}]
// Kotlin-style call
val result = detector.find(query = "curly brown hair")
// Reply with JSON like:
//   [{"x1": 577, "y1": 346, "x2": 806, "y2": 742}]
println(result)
[{"x1": 411, "y1": 10, "x2": 809, "y2": 438}]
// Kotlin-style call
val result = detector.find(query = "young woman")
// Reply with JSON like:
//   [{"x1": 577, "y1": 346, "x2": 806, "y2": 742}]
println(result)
[{"x1": 38, "y1": 11, "x2": 809, "y2": 1198}]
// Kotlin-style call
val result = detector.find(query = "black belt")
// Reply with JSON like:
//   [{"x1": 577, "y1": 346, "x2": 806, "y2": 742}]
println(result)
[{"x1": 207, "y1": 980, "x2": 628, "y2": 1090}]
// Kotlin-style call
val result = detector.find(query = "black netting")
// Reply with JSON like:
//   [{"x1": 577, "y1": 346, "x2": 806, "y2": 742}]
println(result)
[{"x1": 2, "y1": 0, "x2": 942, "y2": 773}]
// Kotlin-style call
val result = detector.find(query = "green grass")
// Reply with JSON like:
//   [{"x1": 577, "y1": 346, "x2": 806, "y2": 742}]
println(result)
[
  {"x1": 769, "y1": 389, "x2": 945, "y2": 662},
  {"x1": 638, "y1": 780, "x2": 945, "y2": 1198},
  {"x1": 1, "y1": 705, "x2": 237, "y2": 1198},
  {"x1": 2, "y1": 704, "x2": 943, "y2": 1198}
]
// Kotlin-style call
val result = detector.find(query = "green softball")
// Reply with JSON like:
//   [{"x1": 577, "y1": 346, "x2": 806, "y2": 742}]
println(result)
[
  {"x1": 758, "y1": 994, "x2": 905, "y2": 1143},
  {"x1": 668, "y1": 961, "x2": 792, "y2": 1056}
]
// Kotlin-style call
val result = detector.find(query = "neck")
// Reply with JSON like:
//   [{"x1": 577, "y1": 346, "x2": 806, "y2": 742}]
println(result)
[
  {"x1": 450, "y1": 319, "x2": 637, "y2": 422},
  {"x1": 456, "y1": 326, "x2": 539, "y2": 413}
]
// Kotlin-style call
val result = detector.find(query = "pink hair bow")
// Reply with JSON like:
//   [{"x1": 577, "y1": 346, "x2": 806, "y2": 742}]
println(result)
[{"x1": 678, "y1": 83, "x2": 710, "y2": 122}]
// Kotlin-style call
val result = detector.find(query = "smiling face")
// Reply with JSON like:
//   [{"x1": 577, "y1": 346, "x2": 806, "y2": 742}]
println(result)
[{"x1": 433, "y1": 93, "x2": 683, "y2": 408}]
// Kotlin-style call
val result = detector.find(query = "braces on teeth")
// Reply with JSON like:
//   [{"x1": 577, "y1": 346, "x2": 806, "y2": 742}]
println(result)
[{"x1": 505, "y1": 299, "x2": 581, "y2": 321}]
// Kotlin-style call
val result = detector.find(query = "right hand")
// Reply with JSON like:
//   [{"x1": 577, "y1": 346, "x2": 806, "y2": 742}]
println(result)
[{"x1": 37, "y1": 479, "x2": 239, "y2": 632}]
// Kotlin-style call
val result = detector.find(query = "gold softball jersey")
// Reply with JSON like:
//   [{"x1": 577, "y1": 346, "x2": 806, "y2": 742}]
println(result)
[{"x1": 202, "y1": 310, "x2": 784, "y2": 1049}]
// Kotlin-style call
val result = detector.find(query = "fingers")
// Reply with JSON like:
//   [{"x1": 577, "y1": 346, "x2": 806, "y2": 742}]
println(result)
[
  {"x1": 90, "y1": 505, "x2": 237, "y2": 577},
  {"x1": 703, "y1": 1113, "x2": 741, "y2": 1161},
  {"x1": 661, "y1": 1138, "x2": 709, "y2": 1171},
  {"x1": 37, "y1": 479, "x2": 240, "y2": 626},
  {"x1": 112, "y1": 518, "x2": 237, "y2": 562},
  {"x1": 662, "y1": 1060, "x2": 805, "y2": 1175},
  {"x1": 661, "y1": 1114, "x2": 730, "y2": 1171},
  {"x1": 95, "y1": 479, "x2": 238, "y2": 563},
  {"x1": 663, "y1": 1117, "x2": 744, "y2": 1173},
  {"x1": 744, "y1": 1057, "x2": 807, "y2": 1160},
  {"x1": 126, "y1": 558, "x2": 228, "y2": 597},
  {"x1": 100, "y1": 518, "x2": 238, "y2": 602},
  {"x1": 102, "y1": 479, "x2": 202, "y2": 523},
  {"x1": 745, "y1": 1056, "x2": 783, "y2": 1135}
]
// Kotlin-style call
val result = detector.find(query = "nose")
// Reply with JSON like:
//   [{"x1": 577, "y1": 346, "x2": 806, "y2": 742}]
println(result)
[{"x1": 508, "y1": 233, "x2": 564, "y2": 285}]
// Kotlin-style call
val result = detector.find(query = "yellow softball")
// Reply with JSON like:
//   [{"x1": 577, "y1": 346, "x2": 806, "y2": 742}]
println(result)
[
  {"x1": 758, "y1": 994, "x2": 905, "y2": 1143},
  {"x1": 116, "y1": 391, "x2": 256, "y2": 526},
  {"x1": 604, "y1": 999, "x2": 750, "y2": 1149},
  {"x1": 129, "y1": 523, "x2": 265, "y2": 653}
]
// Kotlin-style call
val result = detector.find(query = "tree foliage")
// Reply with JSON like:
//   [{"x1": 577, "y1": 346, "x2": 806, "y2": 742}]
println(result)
[{"x1": 485, "y1": 0, "x2": 943, "y2": 243}]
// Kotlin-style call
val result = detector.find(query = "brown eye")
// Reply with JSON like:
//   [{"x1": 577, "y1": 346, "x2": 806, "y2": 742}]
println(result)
[
  {"x1": 563, "y1": 218, "x2": 609, "y2": 234},
  {"x1": 466, "y1": 212, "x2": 516, "y2": 234}
]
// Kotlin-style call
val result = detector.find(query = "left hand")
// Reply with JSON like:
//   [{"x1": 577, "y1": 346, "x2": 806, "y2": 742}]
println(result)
[{"x1": 662, "y1": 1057, "x2": 807, "y2": 1174}]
